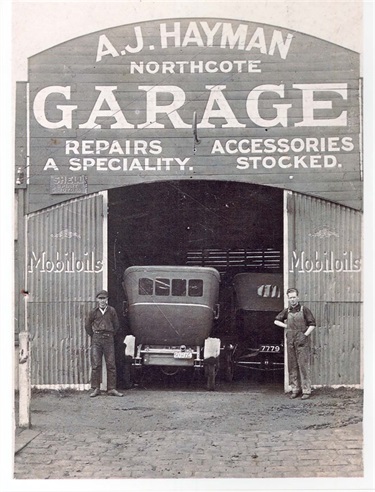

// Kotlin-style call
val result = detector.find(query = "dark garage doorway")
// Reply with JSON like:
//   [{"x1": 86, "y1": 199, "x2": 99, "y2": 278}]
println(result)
[{"x1": 107, "y1": 180, "x2": 284, "y2": 388}]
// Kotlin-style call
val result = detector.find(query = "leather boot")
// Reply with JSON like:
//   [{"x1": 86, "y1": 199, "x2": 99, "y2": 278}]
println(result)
[{"x1": 108, "y1": 389, "x2": 123, "y2": 397}]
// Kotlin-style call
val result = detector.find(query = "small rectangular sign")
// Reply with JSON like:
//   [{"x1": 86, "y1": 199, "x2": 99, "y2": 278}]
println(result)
[{"x1": 50, "y1": 175, "x2": 88, "y2": 194}]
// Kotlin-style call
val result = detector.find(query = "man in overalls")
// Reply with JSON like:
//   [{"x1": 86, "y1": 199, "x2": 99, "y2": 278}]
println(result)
[{"x1": 274, "y1": 288, "x2": 316, "y2": 399}]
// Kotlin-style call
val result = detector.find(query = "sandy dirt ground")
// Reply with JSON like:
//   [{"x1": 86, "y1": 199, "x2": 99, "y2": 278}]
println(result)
[{"x1": 19, "y1": 370, "x2": 363, "y2": 436}]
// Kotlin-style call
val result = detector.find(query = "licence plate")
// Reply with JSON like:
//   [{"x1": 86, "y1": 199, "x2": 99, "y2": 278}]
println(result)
[
  {"x1": 259, "y1": 345, "x2": 281, "y2": 353},
  {"x1": 173, "y1": 351, "x2": 193, "y2": 359}
]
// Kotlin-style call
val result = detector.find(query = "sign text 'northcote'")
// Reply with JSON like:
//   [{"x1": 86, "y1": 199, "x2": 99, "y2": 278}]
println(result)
[{"x1": 26, "y1": 18, "x2": 361, "y2": 210}]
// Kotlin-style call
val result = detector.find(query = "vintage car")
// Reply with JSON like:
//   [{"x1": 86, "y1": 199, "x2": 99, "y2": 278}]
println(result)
[
  {"x1": 232, "y1": 272, "x2": 285, "y2": 373},
  {"x1": 122, "y1": 265, "x2": 234, "y2": 390}
]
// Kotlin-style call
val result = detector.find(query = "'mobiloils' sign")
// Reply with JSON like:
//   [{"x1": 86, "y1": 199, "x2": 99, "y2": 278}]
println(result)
[{"x1": 25, "y1": 18, "x2": 361, "y2": 212}]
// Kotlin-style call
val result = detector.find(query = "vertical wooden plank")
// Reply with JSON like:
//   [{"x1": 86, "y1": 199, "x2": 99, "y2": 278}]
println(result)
[{"x1": 18, "y1": 332, "x2": 31, "y2": 428}]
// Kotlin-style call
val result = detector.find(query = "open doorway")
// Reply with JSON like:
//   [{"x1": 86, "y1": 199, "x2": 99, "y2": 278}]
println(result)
[{"x1": 107, "y1": 180, "x2": 284, "y2": 387}]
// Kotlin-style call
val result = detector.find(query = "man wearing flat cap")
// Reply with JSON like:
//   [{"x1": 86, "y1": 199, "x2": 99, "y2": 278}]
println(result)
[{"x1": 85, "y1": 290, "x2": 123, "y2": 397}]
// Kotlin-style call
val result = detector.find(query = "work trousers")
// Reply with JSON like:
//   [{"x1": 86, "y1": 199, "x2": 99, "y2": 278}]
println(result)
[
  {"x1": 90, "y1": 333, "x2": 117, "y2": 390},
  {"x1": 286, "y1": 330, "x2": 311, "y2": 395}
]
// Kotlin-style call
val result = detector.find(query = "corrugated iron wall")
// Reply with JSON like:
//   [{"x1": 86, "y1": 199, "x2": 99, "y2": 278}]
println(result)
[
  {"x1": 286, "y1": 192, "x2": 362, "y2": 386},
  {"x1": 26, "y1": 194, "x2": 105, "y2": 387}
]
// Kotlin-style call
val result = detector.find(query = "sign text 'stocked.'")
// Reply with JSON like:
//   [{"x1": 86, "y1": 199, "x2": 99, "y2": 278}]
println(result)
[{"x1": 25, "y1": 18, "x2": 362, "y2": 210}]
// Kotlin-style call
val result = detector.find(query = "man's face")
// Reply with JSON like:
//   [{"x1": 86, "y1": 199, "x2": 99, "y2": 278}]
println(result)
[
  {"x1": 287, "y1": 292, "x2": 299, "y2": 308},
  {"x1": 97, "y1": 296, "x2": 108, "y2": 309}
]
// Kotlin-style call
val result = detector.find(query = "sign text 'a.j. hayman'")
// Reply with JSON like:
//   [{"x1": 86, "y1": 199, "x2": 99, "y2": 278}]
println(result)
[
  {"x1": 95, "y1": 22, "x2": 294, "y2": 61},
  {"x1": 25, "y1": 18, "x2": 361, "y2": 210}
]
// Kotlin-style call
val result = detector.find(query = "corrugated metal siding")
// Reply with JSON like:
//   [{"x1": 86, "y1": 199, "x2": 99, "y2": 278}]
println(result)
[
  {"x1": 287, "y1": 192, "x2": 362, "y2": 386},
  {"x1": 309, "y1": 301, "x2": 362, "y2": 385},
  {"x1": 26, "y1": 194, "x2": 105, "y2": 387}
]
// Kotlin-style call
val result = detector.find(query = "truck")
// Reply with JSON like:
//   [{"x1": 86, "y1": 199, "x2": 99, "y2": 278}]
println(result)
[{"x1": 232, "y1": 272, "x2": 284, "y2": 374}]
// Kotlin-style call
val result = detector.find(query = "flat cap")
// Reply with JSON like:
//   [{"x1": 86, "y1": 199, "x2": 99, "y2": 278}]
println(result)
[{"x1": 96, "y1": 290, "x2": 109, "y2": 298}]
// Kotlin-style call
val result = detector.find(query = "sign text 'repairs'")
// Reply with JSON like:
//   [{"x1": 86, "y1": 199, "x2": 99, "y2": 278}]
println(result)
[{"x1": 25, "y1": 18, "x2": 361, "y2": 211}]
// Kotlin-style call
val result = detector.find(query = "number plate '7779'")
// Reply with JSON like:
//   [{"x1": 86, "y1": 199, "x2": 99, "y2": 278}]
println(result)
[{"x1": 259, "y1": 345, "x2": 281, "y2": 352}]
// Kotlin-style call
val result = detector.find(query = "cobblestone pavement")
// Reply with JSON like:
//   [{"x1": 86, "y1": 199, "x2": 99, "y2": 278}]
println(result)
[
  {"x1": 14, "y1": 425, "x2": 363, "y2": 480},
  {"x1": 13, "y1": 385, "x2": 364, "y2": 481}
]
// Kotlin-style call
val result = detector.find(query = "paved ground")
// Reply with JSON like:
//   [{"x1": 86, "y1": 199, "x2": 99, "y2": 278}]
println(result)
[
  {"x1": 15, "y1": 423, "x2": 363, "y2": 480},
  {"x1": 12, "y1": 379, "x2": 365, "y2": 483}
]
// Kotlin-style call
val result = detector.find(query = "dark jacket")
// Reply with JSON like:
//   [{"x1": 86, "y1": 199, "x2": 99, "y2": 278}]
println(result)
[{"x1": 85, "y1": 306, "x2": 119, "y2": 337}]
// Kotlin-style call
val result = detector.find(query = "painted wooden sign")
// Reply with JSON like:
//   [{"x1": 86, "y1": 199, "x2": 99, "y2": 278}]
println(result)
[{"x1": 22, "y1": 18, "x2": 361, "y2": 212}]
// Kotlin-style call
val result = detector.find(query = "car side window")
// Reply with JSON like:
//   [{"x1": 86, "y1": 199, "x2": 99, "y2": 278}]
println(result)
[
  {"x1": 188, "y1": 279, "x2": 203, "y2": 297},
  {"x1": 139, "y1": 277, "x2": 153, "y2": 295},
  {"x1": 155, "y1": 278, "x2": 170, "y2": 296},
  {"x1": 172, "y1": 279, "x2": 187, "y2": 296}
]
